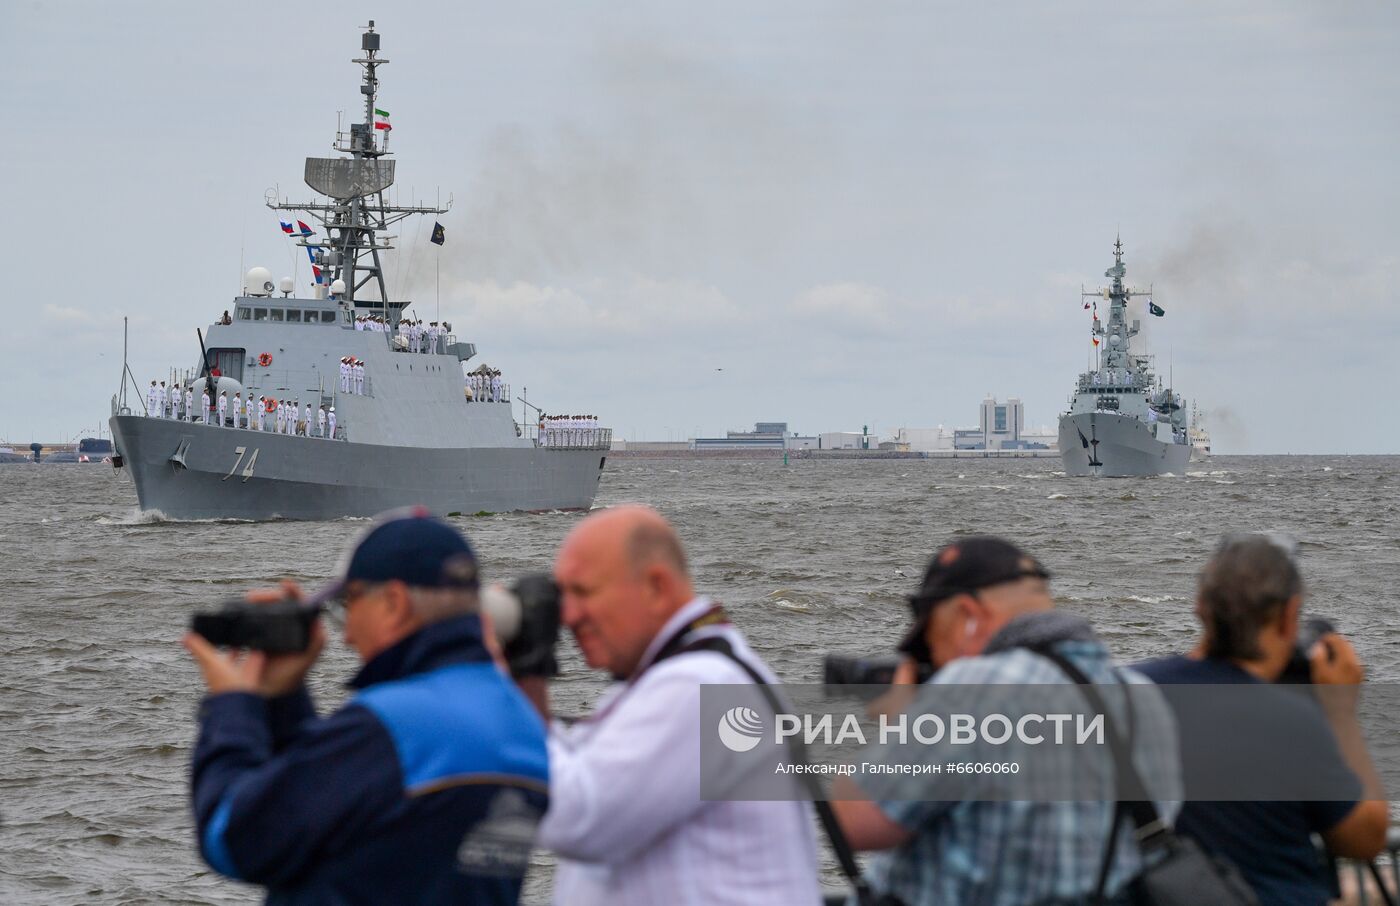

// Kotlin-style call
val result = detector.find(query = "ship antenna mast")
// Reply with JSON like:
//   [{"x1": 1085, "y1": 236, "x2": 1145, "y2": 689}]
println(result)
[{"x1": 268, "y1": 22, "x2": 449, "y2": 317}]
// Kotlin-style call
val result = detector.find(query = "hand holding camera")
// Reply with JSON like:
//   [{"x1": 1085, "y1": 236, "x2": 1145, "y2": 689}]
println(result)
[{"x1": 184, "y1": 580, "x2": 327, "y2": 697}]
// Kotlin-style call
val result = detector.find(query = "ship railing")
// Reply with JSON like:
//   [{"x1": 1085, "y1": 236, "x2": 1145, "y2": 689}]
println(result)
[
  {"x1": 387, "y1": 331, "x2": 455, "y2": 356},
  {"x1": 532, "y1": 427, "x2": 612, "y2": 451}
]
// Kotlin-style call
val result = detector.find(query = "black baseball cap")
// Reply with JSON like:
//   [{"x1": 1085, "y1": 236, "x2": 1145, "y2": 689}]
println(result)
[
  {"x1": 306, "y1": 507, "x2": 479, "y2": 606},
  {"x1": 897, "y1": 537, "x2": 1050, "y2": 662}
]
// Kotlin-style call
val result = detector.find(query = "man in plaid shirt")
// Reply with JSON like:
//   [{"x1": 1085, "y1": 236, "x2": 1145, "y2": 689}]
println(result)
[{"x1": 833, "y1": 537, "x2": 1180, "y2": 906}]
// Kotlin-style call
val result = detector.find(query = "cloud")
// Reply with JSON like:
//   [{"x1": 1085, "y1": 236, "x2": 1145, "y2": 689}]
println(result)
[{"x1": 789, "y1": 282, "x2": 894, "y2": 334}]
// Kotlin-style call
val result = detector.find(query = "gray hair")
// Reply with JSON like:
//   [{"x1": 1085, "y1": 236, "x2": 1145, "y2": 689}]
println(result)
[
  {"x1": 1198, "y1": 535, "x2": 1303, "y2": 660},
  {"x1": 406, "y1": 586, "x2": 480, "y2": 625}
]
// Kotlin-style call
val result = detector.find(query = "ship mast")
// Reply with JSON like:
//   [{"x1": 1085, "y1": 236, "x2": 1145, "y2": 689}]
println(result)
[
  {"x1": 267, "y1": 22, "x2": 448, "y2": 314},
  {"x1": 1082, "y1": 235, "x2": 1150, "y2": 374}
]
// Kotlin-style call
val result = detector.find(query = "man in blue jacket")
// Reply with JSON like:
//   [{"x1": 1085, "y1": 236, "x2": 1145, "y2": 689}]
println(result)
[{"x1": 183, "y1": 510, "x2": 549, "y2": 904}]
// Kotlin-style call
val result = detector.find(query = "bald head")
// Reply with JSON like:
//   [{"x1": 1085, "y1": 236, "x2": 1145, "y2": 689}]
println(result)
[{"x1": 555, "y1": 506, "x2": 695, "y2": 678}]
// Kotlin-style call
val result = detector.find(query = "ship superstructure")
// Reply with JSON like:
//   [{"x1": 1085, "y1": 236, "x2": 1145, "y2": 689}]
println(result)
[
  {"x1": 1057, "y1": 240, "x2": 1190, "y2": 477},
  {"x1": 108, "y1": 23, "x2": 609, "y2": 520}
]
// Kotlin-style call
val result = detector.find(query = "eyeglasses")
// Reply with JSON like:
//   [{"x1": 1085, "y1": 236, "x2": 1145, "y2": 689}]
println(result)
[{"x1": 325, "y1": 581, "x2": 386, "y2": 623}]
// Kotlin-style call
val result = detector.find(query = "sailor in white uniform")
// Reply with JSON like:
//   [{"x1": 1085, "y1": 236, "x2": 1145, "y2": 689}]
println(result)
[
  {"x1": 217, "y1": 391, "x2": 228, "y2": 427},
  {"x1": 256, "y1": 398, "x2": 266, "y2": 432},
  {"x1": 146, "y1": 381, "x2": 157, "y2": 416},
  {"x1": 354, "y1": 360, "x2": 365, "y2": 395},
  {"x1": 490, "y1": 372, "x2": 502, "y2": 403},
  {"x1": 244, "y1": 394, "x2": 256, "y2": 430},
  {"x1": 232, "y1": 393, "x2": 242, "y2": 429},
  {"x1": 200, "y1": 390, "x2": 211, "y2": 424},
  {"x1": 170, "y1": 386, "x2": 182, "y2": 421},
  {"x1": 302, "y1": 402, "x2": 312, "y2": 436},
  {"x1": 275, "y1": 401, "x2": 285, "y2": 434},
  {"x1": 327, "y1": 406, "x2": 337, "y2": 440},
  {"x1": 183, "y1": 387, "x2": 192, "y2": 421},
  {"x1": 316, "y1": 406, "x2": 326, "y2": 438}
]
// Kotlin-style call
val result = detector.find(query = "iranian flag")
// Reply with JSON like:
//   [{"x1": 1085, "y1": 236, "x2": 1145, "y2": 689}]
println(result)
[{"x1": 374, "y1": 108, "x2": 392, "y2": 131}]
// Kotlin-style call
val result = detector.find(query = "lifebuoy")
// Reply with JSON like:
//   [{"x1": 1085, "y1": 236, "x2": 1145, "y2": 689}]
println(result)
[
  {"x1": 258, "y1": 352, "x2": 273, "y2": 367},
  {"x1": 265, "y1": 398, "x2": 277, "y2": 413}
]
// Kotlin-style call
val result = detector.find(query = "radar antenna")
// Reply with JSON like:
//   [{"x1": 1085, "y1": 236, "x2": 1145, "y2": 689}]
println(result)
[{"x1": 266, "y1": 22, "x2": 450, "y2": 315}]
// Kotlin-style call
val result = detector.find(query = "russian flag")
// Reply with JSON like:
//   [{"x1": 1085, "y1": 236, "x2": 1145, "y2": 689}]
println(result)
[{"x1": 280, "y1": 221, "x2": 295, "y2": 235}]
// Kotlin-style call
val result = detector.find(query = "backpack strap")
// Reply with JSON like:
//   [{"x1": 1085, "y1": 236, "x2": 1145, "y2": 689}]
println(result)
[{"x1": 1032, "y1": 647, "x2": 1165, "y2": 904}]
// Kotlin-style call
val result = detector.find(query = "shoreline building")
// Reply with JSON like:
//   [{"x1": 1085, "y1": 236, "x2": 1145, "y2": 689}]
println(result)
[{"x1": 898, "y1": 397, "x2": 1056, "y2": 453}]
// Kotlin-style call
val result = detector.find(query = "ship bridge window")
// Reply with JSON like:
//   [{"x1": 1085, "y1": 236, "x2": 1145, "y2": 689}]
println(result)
[
  {"x1": 253, "y1": 308, "x2": 269, "y2": 321},
  {"x1": 287, "y1": 309, "x2": 303, "y2": 323},
  {"x1": 237, "y1": 308, "x2": 251, "y2": 321},
  {"x1": 269, "y1": 308, "x2": 284, "y2": 322},
  {"x1": 320, "y1": 310, "x2": 337, "y2": 323}
]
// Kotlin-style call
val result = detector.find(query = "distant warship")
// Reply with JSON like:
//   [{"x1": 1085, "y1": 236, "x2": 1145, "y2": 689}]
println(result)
[
  {"x1": 1058, "y1": 240, "x2": 1191, "y2": 477},
  {"x1": 109, "y1": 23, "x2": 609, "y2": 519}
]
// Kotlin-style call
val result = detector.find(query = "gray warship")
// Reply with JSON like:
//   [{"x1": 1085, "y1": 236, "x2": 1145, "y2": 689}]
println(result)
[
  {"x1": 1058, "y1": 239, "x2": 1191, "y2": 477},
  {"x1": 108, "y1": 23, "x2": 609, "y2": 520}
]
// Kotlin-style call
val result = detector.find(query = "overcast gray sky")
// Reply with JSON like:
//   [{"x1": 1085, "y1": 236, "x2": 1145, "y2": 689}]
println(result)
[{"x1": 4, "y1": 1, "x2": 1397, "y2": 452}]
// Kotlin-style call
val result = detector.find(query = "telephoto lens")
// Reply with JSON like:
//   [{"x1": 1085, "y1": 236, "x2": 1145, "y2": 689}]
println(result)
[
  {"x1": 481, "y1": 573, "x2": 562, "y2": 678},
  {"x1": 1277, "y1": 616, "x2": 1336, "y2": 684}
]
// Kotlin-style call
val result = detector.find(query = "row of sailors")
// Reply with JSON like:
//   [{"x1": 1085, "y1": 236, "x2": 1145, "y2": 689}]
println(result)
[
  {"x1": 395, "y1": 319, "x2": 450, "y2": 354},
  {"x1": 1090, "y1": 368, "x2": 1138, "y2": 387},
  {"x1": 466, "y1": 371, "x2": 503, "y2": 402},
  {"x1": 145, "y1": 381, "x2": 337, "y2": 437},
  {"x1": 539, "y1": 414, "x2": 602, "y2": 446},
  {"x1": 354, "y1": 315, "x2": 450, "y2": 355},
  {"x1": 339, "y1": 358, "x2": 368, "y2": 395}
]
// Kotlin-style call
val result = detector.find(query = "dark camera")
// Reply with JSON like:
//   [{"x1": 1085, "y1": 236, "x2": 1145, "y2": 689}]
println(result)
[
  {"x1": 1278, "y1": 616, "x2": 1336, "y2": 684},
  {"x1": 824, "y1": 654, "x2": 936, "y2": 687},
  {"x1": 191, "y1": 599, "x2": 321, "y2": 654},
  {"x1": 482, "y1": 573, "x2": 562, "y2": 678}
]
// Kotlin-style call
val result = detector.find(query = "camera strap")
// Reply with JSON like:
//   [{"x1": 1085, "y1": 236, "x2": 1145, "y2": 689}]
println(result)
[{"x1": 664, "y1": 633, "x2": 880, "y2": 906}]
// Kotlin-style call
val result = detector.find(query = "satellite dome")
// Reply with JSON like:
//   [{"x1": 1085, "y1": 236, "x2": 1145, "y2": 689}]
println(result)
[
  {"x1": 245, "y1": 267, "x2": 275, "y2": 297},
  {"x1": 1109, "y1": 334, "x2": 1122, "y2": 346},
  {"x1": 278, "y1": 276, "x2": 294, "y2": 294}
]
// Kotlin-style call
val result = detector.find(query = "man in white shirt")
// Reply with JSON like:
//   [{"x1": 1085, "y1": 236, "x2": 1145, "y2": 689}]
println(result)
[
  {"x1": 327, "y1": 406, "x2": 336, "y2": 440},
  {"x1": 245, "y1": 394, "x2": 256, "y2": 430},
  {"x1": 317, "y1": 405, "x2": 326, "y2": 438},
  {"x1": 217, "y1": 392, "x2": 228, "y2": 428},
  {"x1": 201, "y1": 389, "x2": 212, "y2": 425},
  {"x1": 524, "y1": 507, "x2": 820, "y2": 905},
  {"x1": 185, "y1": 387, "x2": 194, "y2": 422},
  {"x1": 232, "y1": 393, "x2": 243, "y2": 429}
]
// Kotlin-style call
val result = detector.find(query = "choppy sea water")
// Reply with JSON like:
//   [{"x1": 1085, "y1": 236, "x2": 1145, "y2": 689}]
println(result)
[{"x1": 2, "y1": 455, "x2": 1398, "y2": 903}]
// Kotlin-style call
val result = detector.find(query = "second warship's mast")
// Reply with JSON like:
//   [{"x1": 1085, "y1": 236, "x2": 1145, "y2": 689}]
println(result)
[
  {"x1": 1083, "y1": 235, "x2": 1150, "y2": 373},
  {"x1": 267, "y1": 21, "x2": 449, "y2": 314}
]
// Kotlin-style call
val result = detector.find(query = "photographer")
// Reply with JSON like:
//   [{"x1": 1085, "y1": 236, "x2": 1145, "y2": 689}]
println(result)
[
  {"x1": 830, "y1": 537, "x2": 1180, "y2": 906},
  {"x1": 1136, "y1": 534, "x2": 1388, "y2": 905},
  {"x1": 183, "y1": 511, "x2": 549, "y2": 904},
  {"x1": 509, "y1": 505, "x2": 820, "y2": 905}
]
